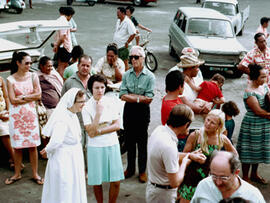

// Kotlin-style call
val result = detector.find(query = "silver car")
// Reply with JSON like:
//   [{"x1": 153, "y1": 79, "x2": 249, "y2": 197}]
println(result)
[{"x1": 168, "y1": 7, "x2": 247, "y2": 78}]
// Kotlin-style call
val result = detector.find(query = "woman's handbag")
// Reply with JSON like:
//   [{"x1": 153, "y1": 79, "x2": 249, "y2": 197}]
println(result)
[
  {"x1": 36, "y1": 100, "x2": 48, "y2": 129},
  {"x1": 264, "y1": 92, "x2": 270, "y2": 112}
]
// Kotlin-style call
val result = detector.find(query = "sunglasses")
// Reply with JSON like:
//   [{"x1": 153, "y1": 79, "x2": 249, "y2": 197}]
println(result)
[{"x1": 129, "y1": 55, "x2": 141, "y2": 60}]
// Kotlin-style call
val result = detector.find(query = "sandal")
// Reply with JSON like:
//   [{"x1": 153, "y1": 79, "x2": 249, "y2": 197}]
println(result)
[
  {"x1": 5, "y1": 177, "x2": 22, "y2": 185},
  {"x1": 250, "y1": 175, "x2": 268, "y2": 185},
  {"x1": 31, "y1": 177, "x2": 44, "y2": 185}
]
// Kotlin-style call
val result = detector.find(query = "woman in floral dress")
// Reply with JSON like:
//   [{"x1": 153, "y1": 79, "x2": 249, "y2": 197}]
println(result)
[
  {"x1": 178, "y1": 109, "x2": 237, "y2": 203},
  {"x1": 5, "y1": 51, "x2": 43, "y2": 185}
]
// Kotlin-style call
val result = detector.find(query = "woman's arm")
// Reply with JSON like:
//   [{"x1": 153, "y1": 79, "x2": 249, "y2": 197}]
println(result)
[
  {"x1": 7, "y1": 80, "x2": 27, "y2": 105},
  {"x1": 223, "y1": 135, "x2": 238, "y2": 155},
  {"x1": 246, "y1": 95, "x2": 270, "y2": 119},
  {"x1": 1, "y1": 77, "x2": 9, "y2": 110},
  {"x1": 97, "y1": 119, "x2": 120, "y2": 136},
  {"x1": 23, "y1": 74, "x2": 41, "y2": 102}
]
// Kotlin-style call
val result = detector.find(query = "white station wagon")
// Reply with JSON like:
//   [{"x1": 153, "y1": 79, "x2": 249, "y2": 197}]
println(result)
[{"x1": 168, "y1": 7, "x2": 247, "y2": 78}]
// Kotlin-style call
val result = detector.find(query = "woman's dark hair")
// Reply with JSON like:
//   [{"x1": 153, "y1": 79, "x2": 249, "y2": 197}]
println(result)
[
  {"x1": 10, "y1": 51, "x2": 30, "y2": 74},
  {"x1": 249, "y1": 63, "x2": 263, "y2": 80},
  {"x1": 74, "y1": 90, "x2": 85, "y2": 103},
  {"x1": 38, "y1": 56, "x2": 51, "y2": 70},
  {"x1": 87, "y1": 74, "x2": 107, "y2": 94},
  {"x1": 126, "y1": 6, "x2": 135, "y2": 14},
  {"x1": 106, "y1": 43, "x2": 118, "y2": 55},
  {"x1": 221, "y1": 101, "x2": 240, "y2": 117},
  {"x1": 165, "y1": 70, "x2": 184, "y2": 92}
]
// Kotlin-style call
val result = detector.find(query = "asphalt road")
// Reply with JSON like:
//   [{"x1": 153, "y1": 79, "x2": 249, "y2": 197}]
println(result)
[{"x1": 0, "y1": 0, "x2": 270, "y2": 202}]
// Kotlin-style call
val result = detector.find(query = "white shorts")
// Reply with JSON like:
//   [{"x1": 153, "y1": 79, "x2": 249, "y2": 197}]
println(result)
[{"x1": 0, "y1": 120, "x2": 9, "y2": 136}]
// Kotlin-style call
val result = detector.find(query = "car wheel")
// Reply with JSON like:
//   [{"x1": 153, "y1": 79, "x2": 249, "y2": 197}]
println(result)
[
  {"x1": 238, "y1": 26, "x2": 244, "y2": 36},
  {"x1": 15, "y1": 8, "x2": 23, "y2": 14},
  {"x1": 87, "y1": 1, "x2": 96, "y2": 6},
  {"x1": 232, "y1": 69, "x2": 243, "y2": 78},
  {"x1": 133, "y1": 0, "x2": 142, "y2": 6},
  {"x1": 169, "y1": 40, "x2": 176, "y2": 57}
]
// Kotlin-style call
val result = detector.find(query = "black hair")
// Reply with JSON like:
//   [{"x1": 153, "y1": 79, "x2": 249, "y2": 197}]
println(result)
[
  {"x1": 165, "y1": 70, "x2": 184, "y2": 92},
  {"x1": 219, "y1": 197, "x2": 249, "y2": 203},
  {"x1": 126, "y1": 6, "x2": 135, "y2": 14},
  {"x1": 117, "y1": 7, "x2": 126, "y2": 14},
  {"x1": 65, "y1": 6, "x2": 75, "y2": 16},
  {"x1": 221, "y1": 101, "x2": 240, "y2": 117},
  {"x1": 260, "y1": 17, "x2": 270, "y2": 26},
  {"x1": 249, "y1": 63, "x2": 263, "y2": 80},
  {"x1": 87, "y1": 74, "x2": 107, "y2": 94},
  {"x1": 254, "y1": 32, "x2": 265, "y2": 42},
  {"x1": 106, "y1": 43, "x2": 118, "y2": 55},
  {"x1": 167, "y1": 104, "x2": 193, "y2": 128},
  {"x1": 10, "y1": 51, "x2": 30, "y2": 74},
  {"x1": 38, "y1": 56, "x2": 52, "y2": 70},
  {"x1": 71, "y1": 45, "x2": 84, "y2": 60},
  {"x1": 59, "y1": 7, "x2": 65, "y2": 15},
  {"x1": 78, "y1": 54, "x2": 92, "y2": 65}
]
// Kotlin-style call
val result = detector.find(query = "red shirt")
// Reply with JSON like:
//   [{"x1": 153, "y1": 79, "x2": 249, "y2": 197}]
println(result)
[
  {"x1": 161, "y1": 96, "x2": 183, "y2": 125},
  {"x1": 197, "y1": 81, "x2": 223, "y2": 102}
]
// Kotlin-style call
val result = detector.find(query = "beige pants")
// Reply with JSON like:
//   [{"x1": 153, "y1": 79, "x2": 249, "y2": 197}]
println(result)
[{"x1": 145, "y1": 182, "x2": 177, "y2": 203}]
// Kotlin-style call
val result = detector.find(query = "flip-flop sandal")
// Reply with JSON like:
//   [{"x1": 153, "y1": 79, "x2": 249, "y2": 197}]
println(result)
[
  {"x1": 250, "y1": 176, "x2": 268, "y2": 185},
  {"x1": 5, "y1": 177, "x2": 22, "y2": 185},
  {"x1": 31, "y1": 177, "x2": 44, "y2": 185}
]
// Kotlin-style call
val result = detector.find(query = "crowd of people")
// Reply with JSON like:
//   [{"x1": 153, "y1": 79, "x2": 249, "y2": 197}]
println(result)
[{"x1": 0, "y1": 5, "x2": 270, "y2": 203}]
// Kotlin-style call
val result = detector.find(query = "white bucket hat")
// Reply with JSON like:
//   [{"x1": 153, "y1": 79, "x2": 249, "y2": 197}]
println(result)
[{"x1": 177, "y1": 47, "x2": 205, "y2": 68}]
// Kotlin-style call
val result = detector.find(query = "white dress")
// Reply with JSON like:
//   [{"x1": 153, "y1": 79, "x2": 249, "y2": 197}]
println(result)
[{"x1": 41, "y1": 110, "x2": 87, "y2": 203}]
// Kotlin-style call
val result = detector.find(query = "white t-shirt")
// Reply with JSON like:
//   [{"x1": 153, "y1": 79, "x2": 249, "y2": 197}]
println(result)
[
  {"x1": 94, "y1": 56, "x2": 125, "y2": 83},
  {"x1": 113, "y1": 16, "x2": 137, "y2": 48},
  {"x1": 82, "y1": 96, "x2": 119, "y2": 147},
  {"x1": 191, "y1": 176, "x2": 266, "y2": 203},
  {"x1": 147, "y1": 125, "x2": 179, "y2": 185}
]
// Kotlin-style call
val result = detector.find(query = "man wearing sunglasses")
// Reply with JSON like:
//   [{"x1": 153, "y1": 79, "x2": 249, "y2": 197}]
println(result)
[
  {"x1": 119, "y1": 45, "x2": 155, "y2": 183},
  {"x1": 191, "y1": 151, "x2": 265, "y2": 203}
]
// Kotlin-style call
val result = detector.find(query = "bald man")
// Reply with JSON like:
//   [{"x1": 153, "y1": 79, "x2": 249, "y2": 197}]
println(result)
[{"x1": 191, "y1": 151, "x2": 265, "y2": 203}]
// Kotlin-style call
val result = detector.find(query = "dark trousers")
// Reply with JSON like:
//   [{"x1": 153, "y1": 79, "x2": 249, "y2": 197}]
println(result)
[{"x1": 123, "y1": 102, "x2": 150, "y2": 174}]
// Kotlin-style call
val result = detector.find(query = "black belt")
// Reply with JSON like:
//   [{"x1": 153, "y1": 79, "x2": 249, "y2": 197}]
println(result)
[{"x1": 151, "y1": 182, "x2": 173, "y2": 189}]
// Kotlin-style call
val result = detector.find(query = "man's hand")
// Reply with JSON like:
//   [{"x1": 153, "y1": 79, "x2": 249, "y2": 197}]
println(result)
[
  {"x1": 40, "y1": 148, "x2": 48, "y2": 159},
  {"x1": 189, "y1": 149, "x2": 207, "y2": 164}
]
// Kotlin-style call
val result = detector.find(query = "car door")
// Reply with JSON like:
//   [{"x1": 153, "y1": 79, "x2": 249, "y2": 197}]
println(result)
[{"x1": 169, "y1": 10, "x2": 189, "y2": 55}]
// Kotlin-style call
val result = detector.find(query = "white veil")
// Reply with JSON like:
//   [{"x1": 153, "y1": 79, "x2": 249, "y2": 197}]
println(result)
[{"x1": 42, "y1": 88, "x2": 81, "y2": 138}]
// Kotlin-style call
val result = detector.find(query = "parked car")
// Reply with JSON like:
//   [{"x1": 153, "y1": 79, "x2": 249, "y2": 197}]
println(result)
[
  {"x1": 0, "y1": 19, "x2": 70, "y2": 77},
  {"x1": 202, "y1": 0, "x2": 249, "y2": 35},
  {"x1": 168, "y1": 7, "x2": 247, "y2": 78},
  {"x1": 97, "y1": 0, "x2": 157, "y2": 6}
]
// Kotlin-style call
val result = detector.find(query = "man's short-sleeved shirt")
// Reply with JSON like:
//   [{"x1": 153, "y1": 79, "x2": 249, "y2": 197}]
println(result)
[
  {"x1": 113, "y1": 16, "x2": 137, "y2": 48},
  {"x1": 147, "y1": 125, "x2": 179, "y2": 185},
  {"x1": 55, "y1": 16, "x2": 72, "y2": 53},
  {"x1": 119, "y1": 67, "x2": 155, "y2": 98},
  {"x1": 94, "y1": 56, "x2": 125, "y2": 83},
  {"x1": 197, "y1": 81, "x2": 223, "y2": 102},
  {"x1": 240, "y1": 47, "x2": 270, "y2": 73},
  {"x1": 161, "y1": 97, "x2": 183, "y2": 125},
  {"x1": 191, "y1": 176, "x2": 266, "y2": 203}
]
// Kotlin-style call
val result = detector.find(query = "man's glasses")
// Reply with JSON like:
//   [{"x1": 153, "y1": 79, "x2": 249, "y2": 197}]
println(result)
[
  {"x1": 129, "y1": 55, "x2": 141, "y2": 60},
  {"x1": 210, "y1": 173, "x2": 231, "y2": 181}
]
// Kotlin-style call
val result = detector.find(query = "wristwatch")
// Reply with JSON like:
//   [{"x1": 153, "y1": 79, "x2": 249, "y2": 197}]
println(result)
[
  {"x1": 137, "y1": 96, "x2": 140, "y2": 103},
  {"x1": 97, "y1": 129, "x2": 101, "y2": 135}
]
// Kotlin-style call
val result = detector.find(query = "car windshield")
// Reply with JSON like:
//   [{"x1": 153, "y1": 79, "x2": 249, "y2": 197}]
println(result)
[
  {"x1": 187, "y1": 18, "x2": 234, "y2": 38},
  {"x1": 203, "y1": 2, "x2": 236, "y2": 16}
]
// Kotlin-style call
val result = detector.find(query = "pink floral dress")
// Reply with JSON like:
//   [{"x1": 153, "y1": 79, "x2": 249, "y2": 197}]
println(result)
[{"x1": 7, "y1": 74, "x2": 40, "y2": 149}]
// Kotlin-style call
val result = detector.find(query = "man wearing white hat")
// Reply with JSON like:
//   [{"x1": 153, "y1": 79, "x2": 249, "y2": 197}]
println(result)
[{"x1": 170, "y1": 47, "x2": 210, "y2": 115}]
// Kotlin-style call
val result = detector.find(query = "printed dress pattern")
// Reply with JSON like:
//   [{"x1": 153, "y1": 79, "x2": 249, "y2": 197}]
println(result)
[{"x1": 8, "y1": 74, "x2": 40, "y2": 148}]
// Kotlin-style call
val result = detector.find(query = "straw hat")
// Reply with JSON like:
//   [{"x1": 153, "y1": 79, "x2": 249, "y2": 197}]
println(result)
[{"x1": 177, "y1": 47, "x2": 205, "y2": 68}]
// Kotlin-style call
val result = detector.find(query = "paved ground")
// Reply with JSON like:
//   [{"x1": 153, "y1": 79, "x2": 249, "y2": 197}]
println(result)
[{"x1": 0, "y1": 0, "x2": 270, "y2": 202}]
